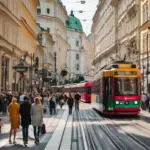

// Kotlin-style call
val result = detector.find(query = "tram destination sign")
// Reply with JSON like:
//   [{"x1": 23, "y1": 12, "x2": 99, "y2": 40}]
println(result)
[{"x1": 114, "y1": 71, "x2": 137, "y2": 75}]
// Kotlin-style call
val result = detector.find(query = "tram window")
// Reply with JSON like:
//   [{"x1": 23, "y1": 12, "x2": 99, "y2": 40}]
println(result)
[
  {"x1": 87, "y1": 87, "x2": 91, "y2": 94},
  {"x1": 115, "y1": 78, "x2": 138, "y2": 96}
]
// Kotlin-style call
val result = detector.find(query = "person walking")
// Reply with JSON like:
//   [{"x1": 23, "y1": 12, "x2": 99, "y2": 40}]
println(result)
[
  {"x1": 49, "y1": 95, "x2": 56, "y2": 115},
  {"x1": 59, "y1": 94, "x2": 64, "y2": 109},
  {"x1": 19, "y1": 96, "x2": 31, "y2": 146},
  {"x1": 141, "y1": 92, "x2": 147, "y2": 110},
  {"x1": 74, "y1": 93, "x2": 81, "y2": 111},
  {"x1": 67, "y1": 94, "x2": 74, "y2": 114},
  {"x1": 8, "y1": 98, "x2": 20, "y2": 144},
  {"x1": 31, "y1": 97, "x2": 43, "y2": 144}
]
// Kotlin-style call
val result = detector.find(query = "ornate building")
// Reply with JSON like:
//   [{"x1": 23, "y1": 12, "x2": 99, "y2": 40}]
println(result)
[
  {"x1": 140, "y1": 0, "x2": 150, "y2": 92},
  {"x1": 66, "y1": 11, "x2": 92, "y2": 81},
  {"x1": 37, "y1": 0, "x2": 70, "y2": 78},
  {"x1": 92, "y1": 0, "x2": 140, "y2": 80},
  {"x1": 0, "y1": 0, "x2": 39, "y2": 92},
  {"x1": 91, "y1": 0, "x2": 116, "y2": 80}
]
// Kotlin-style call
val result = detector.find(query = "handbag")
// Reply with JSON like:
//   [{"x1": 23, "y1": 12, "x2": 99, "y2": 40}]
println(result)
[{"x1": 41, "y1": 123, "x2": 46, "y2": 134}]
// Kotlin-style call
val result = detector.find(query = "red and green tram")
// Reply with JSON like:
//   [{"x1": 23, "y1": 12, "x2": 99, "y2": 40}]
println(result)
[{"x1": 91, "y1": 61, "x2": 141, "y2": 115}]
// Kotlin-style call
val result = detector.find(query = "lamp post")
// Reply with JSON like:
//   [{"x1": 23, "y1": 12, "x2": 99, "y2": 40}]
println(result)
[{"x1": 12, "y1": 56, "x2": 28, "y2": 93}]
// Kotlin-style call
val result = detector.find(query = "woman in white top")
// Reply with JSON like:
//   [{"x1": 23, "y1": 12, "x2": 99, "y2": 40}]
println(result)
[{"x1": 31, "y1": 97, "x2": 43, "y2": 144}]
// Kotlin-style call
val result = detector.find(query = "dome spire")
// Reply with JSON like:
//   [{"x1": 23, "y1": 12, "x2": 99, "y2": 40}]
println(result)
[{"x1": 70, "y1": 10, "x2": 74, "y2": 17}]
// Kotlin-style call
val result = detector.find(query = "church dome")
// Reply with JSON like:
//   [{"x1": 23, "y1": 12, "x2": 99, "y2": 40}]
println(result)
[{"x1": 66, "y1": 11, "x2": 83, "y2": 32}]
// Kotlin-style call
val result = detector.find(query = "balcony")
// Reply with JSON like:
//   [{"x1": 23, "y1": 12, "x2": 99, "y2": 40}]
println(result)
[{"x1": 110, "y1": 0, "x2": 119, "y2": 7}]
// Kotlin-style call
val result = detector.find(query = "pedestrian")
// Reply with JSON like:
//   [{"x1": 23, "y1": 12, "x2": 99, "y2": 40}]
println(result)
[
  {"x1": 19, "y1": 92, "x2": 26, "y2": 105},
  {"x1": 31, "y1": 97, "x2": 43, "y2": 144},
  {"x1": 74, "y1": 92, "x2": 81, "y2": 111},
  {"x1": 67, "y1": 93, "x2": 74, "y2": 114},
  {"x1": 0, "y1": 95, "x2": 3, "y2": 114},
  {"x1": 8, "y1": 98, "x2": 20, "y2": 144},
  {"x1": 59, "y1": 94, "x2": 64, "y2": 109},
  {"x1": 2, "y1": 94, "x2": 7, "y2": 114},
  {"x1": 141, "y1": 92, "x2": 147, "y2": 110},
  {"x1": 19, "y1": 96, "x2": 31, "y2": 146},
  {"x1": 49, "y1": 95, "x2": 56, "y2": 115}
]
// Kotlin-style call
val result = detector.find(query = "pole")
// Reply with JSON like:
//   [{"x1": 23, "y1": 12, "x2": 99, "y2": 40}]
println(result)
[
  {"x1": 147, "y1": 29, "x2": 149, "y2": 93},
  {"x1": 54, "y1": 52, "x2": 57, "y2": 85},
  {"x1": 31, "y1": 54, "x2": 33, "y2": 95},
  {"x1": 20, "y1": 77, "x2": 21, "y2": 93}
]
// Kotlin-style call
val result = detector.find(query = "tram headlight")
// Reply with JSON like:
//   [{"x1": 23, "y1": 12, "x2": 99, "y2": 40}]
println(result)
[
  {"x1": 134, "y1": 101, "x2": 138, "y2": 104},
  {"x1": 116, "y1": 101, "x2": 119, "y2": 104}
]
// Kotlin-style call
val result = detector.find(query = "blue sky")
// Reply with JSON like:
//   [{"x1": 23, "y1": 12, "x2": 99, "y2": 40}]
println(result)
[{"x1": 61, "y1": 0, "x2": 99, "y2": 35}]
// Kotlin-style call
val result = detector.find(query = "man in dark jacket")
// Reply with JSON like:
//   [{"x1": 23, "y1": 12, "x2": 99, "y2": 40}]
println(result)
[
  {"x1": 19, "y1": 96, "x2": 31, "y2": 145},
  {"x1": 74, "y1": 93, "x2": 81, "y2": 111},
  {"x1": 67, "y1": 94, "x2": 74, "y2": 114}
]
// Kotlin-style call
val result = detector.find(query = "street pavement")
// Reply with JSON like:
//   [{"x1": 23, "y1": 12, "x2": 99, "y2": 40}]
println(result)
[
  {"x1": 0, "y1": 104, "x2": 66, "y2": 150},
  {"x1": 0, "y1": 103, "x2": 150, "y2": 150}
]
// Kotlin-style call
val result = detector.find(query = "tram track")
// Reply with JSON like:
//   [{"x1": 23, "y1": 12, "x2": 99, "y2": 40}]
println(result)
[
  {"x1": 107, "y1": 118, "x2": 150, "y2": 150},
  {"x1": 78, "y1": 110, "x2": 102, "y2": 150},
  {"x1": 81, "y1": 103, "x2": 149, "y2": 150},
  {"x1": 81, "y1": 104, "x2": 123, "y2": 150}
]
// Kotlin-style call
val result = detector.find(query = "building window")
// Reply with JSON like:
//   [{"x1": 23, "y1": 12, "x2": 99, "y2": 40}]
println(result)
[
  {"x1": 143, "y1": 33, "x2": 148, "y2": 53},
  {"x1": 76, "y1": 54, "x2": 79, "y2": 60},
  {"x1": 142, "y1": 2, "x2": 148, "y2": 24},
  {"x1": 76, "y1": 40, "x2": 79, "y2": 47},
  {"x1": 47, "y1": 28, "x2": 50, "y2": 32},
  {"x1": 76, "y1": 64, "x2": 79, "y2": 71},
  {"x1": 37, "y1": 8, "x2": 41, "y2": 14},
  {"x1": 47, "y1": 8, "x2": 50, "y2": 14}
]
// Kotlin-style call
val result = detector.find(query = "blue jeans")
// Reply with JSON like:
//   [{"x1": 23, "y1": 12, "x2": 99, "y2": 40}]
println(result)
[
  {"x1": 22, "y1": 126, "x2": 29, "y2": 142},
  {"x1": 33, "y1": 126, "x2": 41, "y2": 138}
]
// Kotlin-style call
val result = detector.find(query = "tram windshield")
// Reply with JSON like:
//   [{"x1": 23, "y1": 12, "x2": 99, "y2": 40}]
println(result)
[{"x1": 115, "y1": 78, "x2": 138, "y2": 96}]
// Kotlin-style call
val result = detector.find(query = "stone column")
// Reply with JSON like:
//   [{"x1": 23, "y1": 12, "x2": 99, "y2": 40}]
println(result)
[{"x1": 9, "y1": 57, "x2": 12, "y2": 91}]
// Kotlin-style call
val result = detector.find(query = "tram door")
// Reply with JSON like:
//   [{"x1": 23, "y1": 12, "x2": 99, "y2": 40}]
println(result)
[{"x1": 103, "y1": 77, "x2": 109, "y2": 111}]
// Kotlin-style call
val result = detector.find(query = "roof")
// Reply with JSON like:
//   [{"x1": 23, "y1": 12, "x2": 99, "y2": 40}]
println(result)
[{"x1": 66, "y1": 11, "x2": 83, "y2": 32}]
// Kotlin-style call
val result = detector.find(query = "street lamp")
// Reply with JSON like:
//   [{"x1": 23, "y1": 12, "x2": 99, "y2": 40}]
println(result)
[{"x1": 12, "y1": 56, "x2": 28, "y2": 93}]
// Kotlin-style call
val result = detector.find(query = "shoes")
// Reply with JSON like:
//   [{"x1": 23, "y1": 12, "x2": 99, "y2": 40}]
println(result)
[
  {"x1": 9, "y1": 140, "x2": 12, "y2": 144},
  {"x1": 13, "y1": 140, "x2": 17, "y2": 145}
]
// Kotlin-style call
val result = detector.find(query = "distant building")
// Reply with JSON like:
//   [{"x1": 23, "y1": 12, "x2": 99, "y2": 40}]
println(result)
[
  {"x1": 37, "y1": 0, "x2": 70, "y2": 77},
  {"x1": 66, "y1": 11, "x2": 93, "y2": 81}
]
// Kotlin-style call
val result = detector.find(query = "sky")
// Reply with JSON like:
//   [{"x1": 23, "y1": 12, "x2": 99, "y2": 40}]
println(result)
[{"x1": 61, "y1": 0, "x2": 99, "y2": 35}]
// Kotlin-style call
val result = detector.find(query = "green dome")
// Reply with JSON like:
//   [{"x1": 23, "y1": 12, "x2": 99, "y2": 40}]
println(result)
[
  {"x1": 57, "y1": 0, "x2": 63, "y2": 6},
  {"x1": 66, "y1": 11, "x2": 83, "y2": 32}
]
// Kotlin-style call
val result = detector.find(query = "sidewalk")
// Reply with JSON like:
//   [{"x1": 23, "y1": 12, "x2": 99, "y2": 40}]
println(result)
[
  {"x1": 44, "y1": 104, "x2": 73, "y2": 150},
  {"x1": 0, "y1": 105, "x2": 65, "y2": 150}
]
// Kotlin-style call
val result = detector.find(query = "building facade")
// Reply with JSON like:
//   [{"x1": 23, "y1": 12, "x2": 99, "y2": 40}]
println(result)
[
  {"x1": 0, "y1": 0, "x2": 39, "y2": 92},
  {"x1": 140, "y1": 0, "x2": 150, "y2": 92},
  {"x1": 92, "y1": 0, "x2": 116, "y2": 80},
  {"x1": 37, "y1": 0, "x2": 70, "y2": 77},
  {"x1": 0, "y1": 0, "x2": 22, "y2": 92},
  {"x1": 66, "y1": 11, "x2": 92, "y2": 81},
  {"x1": 92, "y1": 0, "x2": 140, "y2": 80}
]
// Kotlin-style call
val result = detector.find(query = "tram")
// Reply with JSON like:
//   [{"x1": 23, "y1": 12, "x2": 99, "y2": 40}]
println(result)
[
  {"x1": 91, "y1": 61, "x2": 141, "y2": 115},
  {"x1": 63, "y1": 82, "x2": 92, "y2": 103}
]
